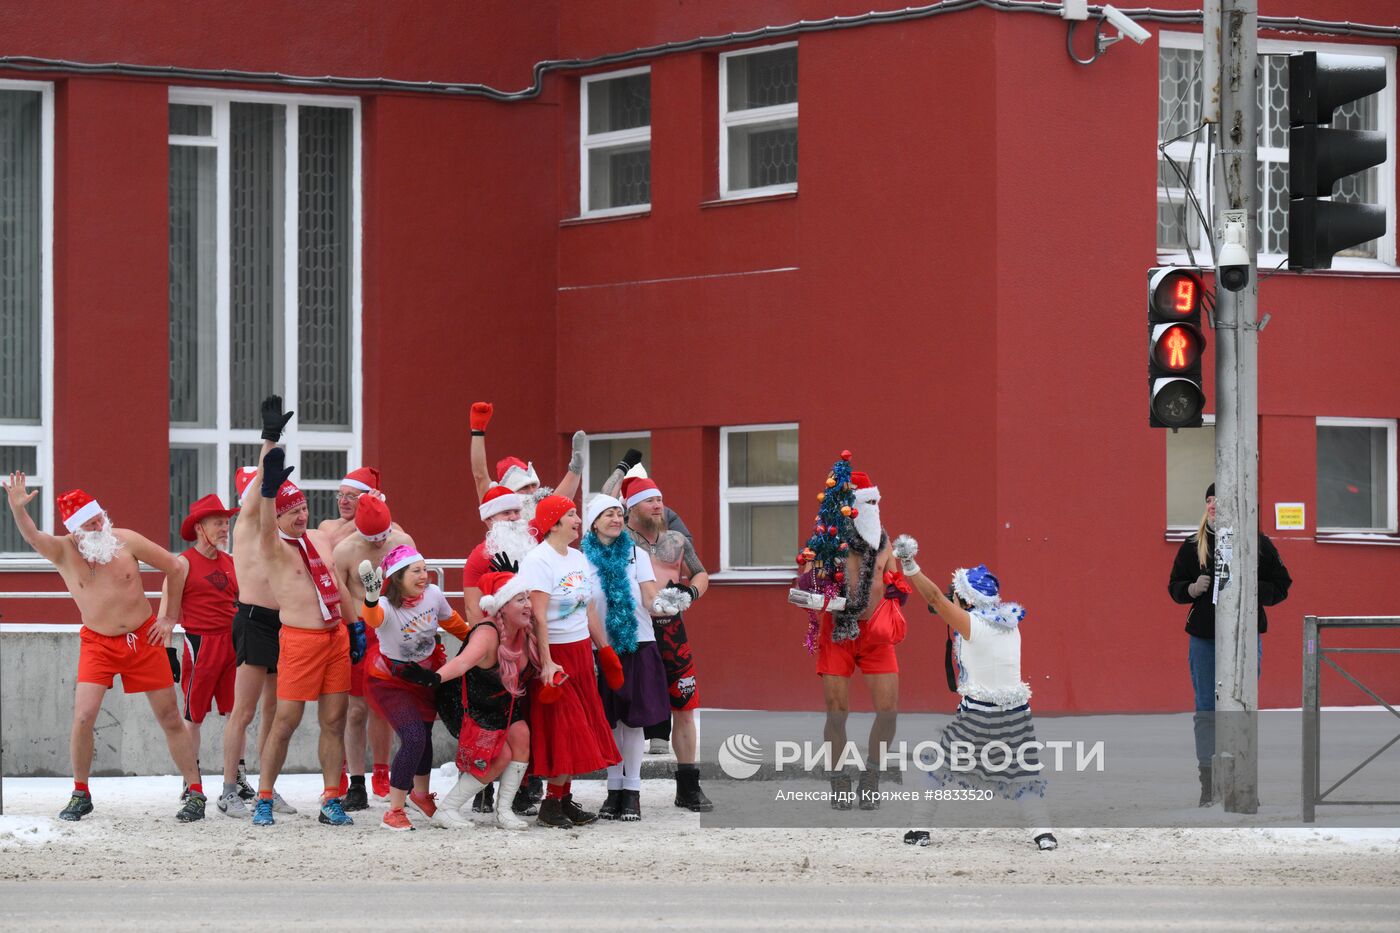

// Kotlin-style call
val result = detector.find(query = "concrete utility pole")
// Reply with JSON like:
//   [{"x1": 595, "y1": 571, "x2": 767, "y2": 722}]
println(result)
[{"x1": 1212, "y1": 0, "x2": 1260, "y2": 813}]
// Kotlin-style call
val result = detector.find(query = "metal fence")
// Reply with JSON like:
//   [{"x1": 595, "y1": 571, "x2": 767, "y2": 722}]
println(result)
[{"x1": 1301, "y1": 615, "x2": 1400, "y2": 823}]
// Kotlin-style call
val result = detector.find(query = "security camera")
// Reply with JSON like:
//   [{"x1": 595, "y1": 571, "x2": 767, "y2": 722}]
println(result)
[
  {"x1": 1217, "y1": 240, "x2": 1250, "y2": 292},
  {"x1": 1101, "y1": 5, "x2": 1152, "y2": 45}
]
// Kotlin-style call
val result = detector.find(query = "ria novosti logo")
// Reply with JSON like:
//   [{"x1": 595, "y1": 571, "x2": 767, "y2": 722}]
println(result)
[
  {"x1": 717, "y1": 733, "x2": 765, "y2": 779},
  {"x1": 715, "y1": 733, "x2": 1106, "y2": 779}
]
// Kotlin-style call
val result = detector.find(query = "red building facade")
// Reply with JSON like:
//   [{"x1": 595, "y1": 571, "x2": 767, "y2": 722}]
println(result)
[{"x1": 2, "y1": 0, "x2": 1397, "y2": 713}]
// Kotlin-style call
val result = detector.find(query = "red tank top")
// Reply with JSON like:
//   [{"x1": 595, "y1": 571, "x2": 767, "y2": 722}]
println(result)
[{"x1": 180, "y1": 548, "x2": 239, "y2": 635}]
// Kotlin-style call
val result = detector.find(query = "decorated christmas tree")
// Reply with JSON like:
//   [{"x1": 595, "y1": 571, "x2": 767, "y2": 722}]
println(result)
[{"x1": 795, "y1": 450, "x2": 861, "y2": 651}]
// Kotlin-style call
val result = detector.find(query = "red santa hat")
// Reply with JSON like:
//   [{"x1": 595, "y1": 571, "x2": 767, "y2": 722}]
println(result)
[
  {"x1": 497, "y1": 456, "x2": 540, "y2": 492},
  {"x1": 58, "y1": 489, "x2": 103, "y2": 533},
  {"x1": 528, "y1": 494, "x2": 576, "y2": 542},
  {"x1": 233, "y1": 466, "x2": 260, "y2": 503},
  {"x1": 850, "y1": 470, "x2": 880, "y2": 504},
  {"x1": 342, "y1": 466, "x2": 381, "y2": 493},
  {"x1": 355, "y1": 495, "x2": 392, "y2": 543},
  {"x1": 478, "y1": 484, "x2": 523, "y2": 522},
  {"x1": 621, "y1": 477, "x2": 662, "y2": 509},
  {"x1": 477, "y1": 570, "x2": 530, "y2": 617},
  {"x1": 275, "y1": 481, "x2": 307, "y2": 516}
]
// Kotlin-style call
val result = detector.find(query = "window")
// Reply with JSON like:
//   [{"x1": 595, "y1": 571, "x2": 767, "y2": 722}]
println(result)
[
  {"x1": 720, "y1": 425, "x2": 798, "y2": 571},
  {"x1": 1157, "y1": 35, "x2": 1396, "y2": 269},
  {"x1": 583, "y1": 432, "x2": 652, "y2": 495},
  {"x1": 1316, "y1": 418, "x2": 1396, "y2": 533},
  {"x1": 167, "y1": 91, "x2": 362, "y2": 550},
  {"x1": 580, "y1": 68, "x2": 651, "y2": 216},
  {"x1": 720, "y1": 43, "x2": 798, "y2": 199},
  {"x1": 0, "y1": 82, "x2": 53, "y2": 556},
  {"x1": 1166, "y1": 418, "x2": 1216, "y2": 529}
]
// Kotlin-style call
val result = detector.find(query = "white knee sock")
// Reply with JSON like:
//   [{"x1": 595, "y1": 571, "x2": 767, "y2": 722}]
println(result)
[{"x1": 615, "y1": 724, "x2": 645, "y2": 791}]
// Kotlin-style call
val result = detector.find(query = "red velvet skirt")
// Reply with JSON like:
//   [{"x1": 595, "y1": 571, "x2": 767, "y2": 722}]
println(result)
[{"x1": 528, "y1": 638, "x2": 621, "y2": 778}]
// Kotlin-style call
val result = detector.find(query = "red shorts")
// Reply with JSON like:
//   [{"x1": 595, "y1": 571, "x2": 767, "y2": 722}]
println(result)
[
  {"x1": 277, "y1": 623, "x2": 352, "y2": 702},
  {"x1": 349, "y1": 633, "x2": 378, "y2": 698},
  {"x1": 78, "y1": 617, "x2": 175, "y2": 694},
  {"x1": 181, "y1": 631, "x2": 237, "y2": 724},
  {"x1": 815, "y1": 614, "x2": 899, "y2": 678}
]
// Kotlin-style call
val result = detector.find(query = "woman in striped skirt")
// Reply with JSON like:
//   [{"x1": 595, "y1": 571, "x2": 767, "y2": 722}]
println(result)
[{"x1": 891, "y1": 535, "x2": 1057, "y2": 851}]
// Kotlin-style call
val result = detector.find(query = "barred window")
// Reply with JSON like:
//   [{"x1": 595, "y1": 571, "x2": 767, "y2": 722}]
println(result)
[
  {"x1": 721, "y1": 44, "x2": 798, "y2": 198},
  {"x1": 1157, "y1": 36, "x2": 1395, "y2": 267},
  {"x1": 581, "y1": 69, "x2": 651, "y2": 215}
]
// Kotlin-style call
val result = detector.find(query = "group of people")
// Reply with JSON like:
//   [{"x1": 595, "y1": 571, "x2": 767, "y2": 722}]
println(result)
[{"x1": 4, "y1": 397, "x2": 713, "y2": 832}]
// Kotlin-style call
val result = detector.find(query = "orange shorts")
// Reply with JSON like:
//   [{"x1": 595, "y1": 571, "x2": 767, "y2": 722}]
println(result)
[
  {"x1": 277, "y1": 623, "x2": 352, "y2": 702},
  {"x1": 815, "y1": 614, "x2": 899, "y2": 678},
  {"x1": 78, "y1": 617, "x2": 175, "y2": 694}
]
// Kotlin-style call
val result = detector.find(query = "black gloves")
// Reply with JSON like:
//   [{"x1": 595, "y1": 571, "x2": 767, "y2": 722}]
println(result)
[
  {"x1": 167, "y1": 647, "x2": 181, "y2": 683},
  {"x1": 261, "y1": 447, "x2": 294, "y2": 497},
  {"x1": 395, "y1": 662, "x2": 442, "y2": 689},
  {"x1": 260, "y1": 395, "x2": 294, "y2": 442},
  {"x1": 665, "y1": 580, "x2": 699, "y2": 601},
  {"x1": 488, "y1": 551, "x2": 519, "y2": 574},
  {"x1": 615, "y1": 448, "x2": 644, "y2": 474}
]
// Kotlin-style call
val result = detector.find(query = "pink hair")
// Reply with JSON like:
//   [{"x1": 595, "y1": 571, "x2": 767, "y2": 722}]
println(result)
[{"x1": 493, "y1": 600, "x2": 540, "y2": 697}]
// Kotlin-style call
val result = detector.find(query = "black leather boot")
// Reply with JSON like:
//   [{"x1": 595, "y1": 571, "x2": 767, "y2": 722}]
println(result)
[{"x1": 674, "y1": 764, "x2": 713, "y2": 812}]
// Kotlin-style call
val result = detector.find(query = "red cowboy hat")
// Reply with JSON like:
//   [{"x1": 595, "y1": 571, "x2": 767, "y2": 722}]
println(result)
[{"x1": 180, "y1": 493, "x2": 240, "y2": 542}]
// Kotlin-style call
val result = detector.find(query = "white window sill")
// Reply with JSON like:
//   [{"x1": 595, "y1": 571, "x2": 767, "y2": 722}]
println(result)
[
  {"x1": 710, "y1": 569, "x2": 793, "y2": 585},
  {"x1": 1315, "y1": 531, "x2": 1400, "y2": 546},
  {"x1": 717, "y1": 184, "x2": 797, "y2": 203},
  {"x1": 562, "y1": 207, "x2": 650, "y2": 227}
]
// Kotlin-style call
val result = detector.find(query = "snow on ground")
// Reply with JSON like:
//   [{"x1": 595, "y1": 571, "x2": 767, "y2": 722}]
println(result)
[{"x1": 0, "y1": 773, "x2": 1397, "y2": 886}]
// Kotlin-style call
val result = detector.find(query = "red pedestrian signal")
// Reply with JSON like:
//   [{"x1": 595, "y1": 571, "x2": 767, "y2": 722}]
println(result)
[{"x1": 1148, "y1": 268, "x2": 1207, "y2": 429}]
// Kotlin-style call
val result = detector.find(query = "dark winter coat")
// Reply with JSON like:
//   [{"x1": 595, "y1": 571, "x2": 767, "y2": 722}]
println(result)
[{"x1": 1168, "y1": 529, "x2": 1292, "y2": 639}]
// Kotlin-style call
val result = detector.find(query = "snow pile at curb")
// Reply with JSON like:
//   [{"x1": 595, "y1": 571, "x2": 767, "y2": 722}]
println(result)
[{"x1": 0, "y1": 815, "x2": 69, "y2": 847}]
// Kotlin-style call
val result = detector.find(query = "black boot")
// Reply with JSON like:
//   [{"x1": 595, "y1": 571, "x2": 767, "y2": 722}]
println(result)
[
  {"x1": 673, "y1": 764, "x2": 713, "y2": 812},
  {"x1": 620, "y1": 789, "x2": 641, "y2": 822},
  {"x1": 526, "y1": 775, "x2": 544, "y2": 805},
  {"x1": 858, "y1": 770, "x2": 881, "y2": 811},
  {"x1": 598, "y1": 789, "x2": 624, "y2": 821},
  {"x1": 511, "y1": 782, "x2": 539, "y2": 816},
  {"x1": 560, "y1": 793, "x2": 597, "y2": 825},
  {"x1": 472, "y1": 783, "x2": 496, "y2": 813},
  {"x1": 342, "y1": 780, "x2": 369, "y2": 812},
  {"x1": 1198, "y1": 765, "x2": 1213, "y2": 807},
  {"x1": 830, "y1": 772, "x2": 853, "y2": 811},
  {"x1": 535, "y1": 797, "x2": 572, "y2": 829}
]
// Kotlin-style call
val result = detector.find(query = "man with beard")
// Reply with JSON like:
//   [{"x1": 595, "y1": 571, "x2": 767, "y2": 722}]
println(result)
[
  {"x1": 163, "y1": 494, "x2": 241, "y2": 799},
  {"x1": 331, "y1": 493, "x2": 415, "y2": 809},
  {"x1": 251, "y1": 446, "x2": 354, "y2": 827},
  {"x1": 467, "y1": 401, "x2": 585, "y2": 521},
  {"x1": 620, "y1": 476, "x2": 714, "y2": 811},
  {"x1": 4, "y1": 474, "x2": 205, "y2": 822}
]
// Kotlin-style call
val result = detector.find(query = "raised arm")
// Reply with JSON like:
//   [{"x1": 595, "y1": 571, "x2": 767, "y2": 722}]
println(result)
[
  {"x1": 553, "y1": 430, "x2": 587, "y2": 501},
  {"x1": 599, "y1": 447, "x2": 643, "y2": 499},
  {"x1": 469, "y1": 401, "x2": 494, "y2": 501},
  {"x1": 257, "y1": 447, "x2": 294, "y2": 561},
  {"x1": 5, "y1": 471, "x2": 64, "y2": 563},
  {"x1": 892, "y1": 535, "x2": 971, "y2": 640}
]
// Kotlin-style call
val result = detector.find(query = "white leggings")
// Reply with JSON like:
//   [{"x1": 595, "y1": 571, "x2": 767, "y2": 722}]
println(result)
[{"x1": 607, "y1": 724, "x2": 646, "y2": 791}]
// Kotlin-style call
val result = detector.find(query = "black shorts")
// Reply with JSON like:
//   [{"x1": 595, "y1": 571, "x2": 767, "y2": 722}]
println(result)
[{"x1": 232, "y1": 602, "x2": 282, "y2": 673}]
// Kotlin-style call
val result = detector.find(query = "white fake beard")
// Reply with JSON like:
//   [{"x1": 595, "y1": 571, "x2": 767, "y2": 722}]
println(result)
[
  {"x1": 518, "y1": 486, "x2": 553, "y2": 523},
  {"x1": 75, "y1": 516, "x2": 125, "y2": 564},
  {"x1": 853, "y1": 501, "x2": 881, "y2": 550},
  {"x1": 485, "y1": 518, "x2": 537, "y2": 564}
]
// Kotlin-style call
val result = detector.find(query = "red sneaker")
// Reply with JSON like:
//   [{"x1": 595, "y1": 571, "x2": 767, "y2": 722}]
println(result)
[
  {"x1": 407, "y1": 790, "x2": 437, "y2": 818},
  {"x1": 337, "y1": 768, "x2": 349, "y2": 799},
  {"x1": 380, "y1": 807, "x2": 414, "y2": 832},
  {"x1": 371, "y1": 765, "x2": 390, "y2": 799}
]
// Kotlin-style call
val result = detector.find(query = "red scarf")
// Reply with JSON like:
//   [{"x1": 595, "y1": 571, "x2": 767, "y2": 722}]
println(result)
[{"x1": 282, "y1": 532, "x2": 342, "y2": 624}]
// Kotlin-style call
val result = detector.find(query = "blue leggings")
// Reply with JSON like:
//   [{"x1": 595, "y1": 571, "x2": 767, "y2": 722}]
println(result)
[{"x1": 1188, "y1": 635, "x2": 1261, "y2": 767}]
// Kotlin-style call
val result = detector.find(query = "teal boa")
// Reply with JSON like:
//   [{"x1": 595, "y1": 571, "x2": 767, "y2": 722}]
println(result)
[{"x1": 581, "y1": 530, "x2": 640, "y2": 653}]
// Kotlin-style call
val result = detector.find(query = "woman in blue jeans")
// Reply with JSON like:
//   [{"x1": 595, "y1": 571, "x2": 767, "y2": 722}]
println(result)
[{"x1": 1168, "y1": 484, "x2": 1292, "y2": 806}]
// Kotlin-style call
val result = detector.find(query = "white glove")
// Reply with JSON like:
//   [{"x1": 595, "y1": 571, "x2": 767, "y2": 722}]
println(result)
[
  {"x1": 786, "y1": 589, "x2": 848, "y2": 613},
  {"x1": 651, "y1": 588, "x2": 692, "y2": 617},
  {"x1": 569, "y1": 430, "x2": 587, "y2": 475},
  {"x1": 892, "y1": 534, "x2": 920, "y2": 576},
  {"x1": 358, "y1": 559, "x2": 384, "y2": 606},
  {"x1": 1187, "y1": 573, "x2": 1211, "y2": 599}
]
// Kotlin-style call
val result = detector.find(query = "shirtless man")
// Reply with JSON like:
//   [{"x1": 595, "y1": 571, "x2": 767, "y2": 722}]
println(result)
[
  {"x1": 251, "y1": 445, "x2": 354, "y2": 827},
  {"x1": 330, "y1": 494, "x2": 414, "y2": 809},
  {"x1": 620, "y1": 476, "x2": 714, "y2": 812},
  {"x1": 318, "y1": 465, "x2": 399, "y2": 805},
  {"x1": 5, "y1": 475, "x2": 204, "y2": 822},
  {"x1": 218, "y1": 398, "x2": 297, "y2": 818}
]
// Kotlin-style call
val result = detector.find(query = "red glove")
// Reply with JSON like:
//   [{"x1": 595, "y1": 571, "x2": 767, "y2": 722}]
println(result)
[
  {"x1": 598, "y1": 646, "x2": 625, "y2": 691},
  {"x1": 469, "y1": 401, "x2": 493, "y2": 432},
  {"x1": 538, "y1": 670, "x2": 568, "y2": 704}
]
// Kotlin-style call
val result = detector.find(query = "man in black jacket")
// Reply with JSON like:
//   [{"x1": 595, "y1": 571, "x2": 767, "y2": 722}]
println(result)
[{"x1": 1168, "y1": 483, "x2": 1292, "y2": 805}]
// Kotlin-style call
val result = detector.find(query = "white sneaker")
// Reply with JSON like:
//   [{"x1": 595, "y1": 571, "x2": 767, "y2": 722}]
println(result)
[
  {"x1": 217, "y1": 790, "x2": 248, "y2": 818},
  {"x1": 431, "y1": 806, "x2": 474, "y2": 830},
  {"x1": 648, "y1": 738, "x2": 670, "y2": 755},
  {"x1": 271, "y1": 791, "x2": 298, "y2": 815}
]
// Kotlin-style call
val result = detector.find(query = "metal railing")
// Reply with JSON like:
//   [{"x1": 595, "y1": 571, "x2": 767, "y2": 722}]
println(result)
[{"x1": 1301, "y1": 615, "x2": 1400, "y2": 823}]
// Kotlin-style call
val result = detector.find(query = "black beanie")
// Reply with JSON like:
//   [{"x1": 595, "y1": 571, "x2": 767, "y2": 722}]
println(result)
[{"x1": 1205, "y1": 483, "x2": 1215, "y2": 500}]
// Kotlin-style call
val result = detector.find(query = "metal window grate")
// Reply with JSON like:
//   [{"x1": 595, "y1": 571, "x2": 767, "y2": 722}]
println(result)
[
  {"x1": 168, "y1": 146, "x2": 216, "y2": 426},
  {"x1": 0, "y1": 90, "x2": 42, "y2": 425},
  {"x1": 297, "y1": 107, "x2": 352, "y2": 430}
]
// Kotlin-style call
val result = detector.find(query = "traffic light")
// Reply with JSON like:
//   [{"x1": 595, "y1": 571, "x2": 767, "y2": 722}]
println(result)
[
  {"x1": 1288, "y1": 51, "x2": 1387, "y2": 270},
  {"x1": 1148, "y1": 267, "x2": 1206, "y2": 429}
]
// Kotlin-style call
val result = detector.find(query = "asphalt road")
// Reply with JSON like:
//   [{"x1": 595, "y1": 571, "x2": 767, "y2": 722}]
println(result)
[{"x1": 1, "y1": 881, "x2": 1396, "y2": 931}]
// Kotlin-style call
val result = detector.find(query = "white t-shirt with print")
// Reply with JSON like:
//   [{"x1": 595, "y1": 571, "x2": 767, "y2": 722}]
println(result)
[
  {"x1": 374, "y1": 584, "x2": 455, "y2": 663},
  {"x1": 586, "y1": 544, "x2": 658, "y2": 645},
  {"x1": 518, "y1": 543, "x2": 593, "y2": 645}
]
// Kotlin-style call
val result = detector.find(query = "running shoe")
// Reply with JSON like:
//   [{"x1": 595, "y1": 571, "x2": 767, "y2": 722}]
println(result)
[
  {"x1": 58, "y1": 790, "x2": 93, "y2": 822},
  {"x1": 342, "y1": 782, "x2": 369, "y2": 812},
  {"x1": 218, "y1": 790, "x2": 249, "y2": 818},
  {"x1": 252, "y1": 798, "x2": 274, "y2": 826},
  {"x1": 176, "y1": 791, "x2": 207, "y2": 823},
  {"x1": 180, "y1": 784, "x2": 190, "y2": 802},
  {"x1": 381, "y1": 807, "x2": 415, "y2": 832},
  {"x1": 235, "y1": 764, "x2": 256, "y2": 801},
  {"x1": 271, "y1": 791, "x2": 298, "y2": 815},
  {"x1": 371, "y1": 765, "x2": 391, "y2": 799},
  {"x1": 407, "y1": 791, "x2": 438, "y2": 819},
  {"x1": 648, "y1": 738, "x2": 670, "y2": 755},
  {"x1": 318, "y1": 797, "x2": 354, "y2": 826}
]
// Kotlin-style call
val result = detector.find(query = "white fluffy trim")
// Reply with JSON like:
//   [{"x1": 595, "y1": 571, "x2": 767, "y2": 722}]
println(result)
[
  {"x1": 957, "y1": 681, "x2": 1032, "y2": 709},
  {"x1": 479, "y1": 576, "x2": 528, "y2": 617}
]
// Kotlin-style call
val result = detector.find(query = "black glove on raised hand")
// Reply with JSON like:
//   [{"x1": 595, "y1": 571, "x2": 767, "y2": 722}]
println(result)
[
  {"x1": 261, "y1": 447, "x2": 294, "y2": 497},
  {"x1": 616, "y1": 448, "x2": 644, "y2": 474},
  {"x1": 260, "y1": 395, "x2": 294, "y2": 442},
  {"x1": 488, "y1": 551, "x2": 519, "y2": 574}
]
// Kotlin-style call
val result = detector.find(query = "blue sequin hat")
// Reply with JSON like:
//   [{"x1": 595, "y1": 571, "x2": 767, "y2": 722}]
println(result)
[{"x1": 951, "y1": 564, "x2": 1026, "y2": 630}]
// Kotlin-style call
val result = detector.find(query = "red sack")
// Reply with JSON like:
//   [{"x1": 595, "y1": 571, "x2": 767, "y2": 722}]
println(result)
[{"x1": 865, "y1": 594, "x2": 908, "y2": 646}]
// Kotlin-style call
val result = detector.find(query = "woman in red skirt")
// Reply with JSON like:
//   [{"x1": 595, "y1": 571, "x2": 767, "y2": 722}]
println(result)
[{"x1": 516, "y1": 495, "x2": 624, "y2": 828}]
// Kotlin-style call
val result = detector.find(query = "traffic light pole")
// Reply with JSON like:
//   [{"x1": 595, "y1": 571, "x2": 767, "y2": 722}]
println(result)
[{"x1": 1212, "y1": 0, "x2": 1260, "y2": 814}]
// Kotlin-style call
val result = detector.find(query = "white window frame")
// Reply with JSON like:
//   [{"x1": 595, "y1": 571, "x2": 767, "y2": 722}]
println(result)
[
  {"x1": 1165, "y1": 414, "x2": 1217, "y2": 539},
  {"x1": 1157, "y1": 33, "x2": 1397, "y2": 272},
  {"x1": 579, "y1": 66, "x2": 652, "y2": 218},
  {"x1": 166, "y1": 88, "x2": 363, "y2": 512},
  {"x1": 1315, "y1": 416, "x2": 1398, "y2": 535},
  {"x1": 581, "y1": 430, "x2": 652, "y2": 496},
  {"x1": 719, "y1": 42, "x2": 799, "y2": 201},
  {"x1": 1, "y1": 80, "x2": 55, "y2": 559},
  {"x1": 718, "y1": 422, "x2": 799, "y2": 579}
]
